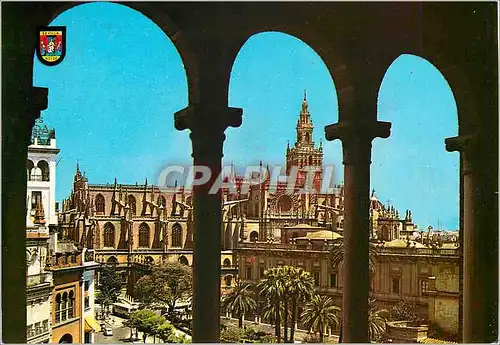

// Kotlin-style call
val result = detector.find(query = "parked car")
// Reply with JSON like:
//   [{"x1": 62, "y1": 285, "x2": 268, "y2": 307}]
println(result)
[{"x1": 103, "y1": 328, "x2": 113, "y2": 336}]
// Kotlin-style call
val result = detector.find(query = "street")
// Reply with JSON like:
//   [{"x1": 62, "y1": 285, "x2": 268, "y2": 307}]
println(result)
[{"x1": 94, "y1": 313, "x2": 191, "y2": 344}]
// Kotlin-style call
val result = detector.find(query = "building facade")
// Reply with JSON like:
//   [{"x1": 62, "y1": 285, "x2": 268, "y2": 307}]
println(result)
[{"x1": 26, "y1": 117, "x2": 99, "y2": 344}]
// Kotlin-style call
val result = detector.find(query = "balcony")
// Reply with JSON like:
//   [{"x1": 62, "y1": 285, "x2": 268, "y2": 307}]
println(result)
[
  {"x1": 26, "y1": 272, "x2": 52, "y2": 288},
  {"x1": 26, "y1": 320, "x2": 49, "y2": 340}
]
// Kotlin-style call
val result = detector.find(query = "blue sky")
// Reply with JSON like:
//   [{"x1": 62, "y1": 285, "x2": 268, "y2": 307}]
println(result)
[{"x1": 33, "y1": 2, "x2": 459, "y2": 230}]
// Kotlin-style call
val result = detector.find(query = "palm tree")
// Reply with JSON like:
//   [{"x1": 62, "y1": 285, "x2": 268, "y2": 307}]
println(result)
[
  {"x1": 222, "y1": 280, "x2": 257, "y2": 328},
  {"x1": 288, "y1": 268, "x2": 315, "y2": 342},
  {"x1": 329, "y1": 238, "x2": 379, "y2": 271},
  {"x1": 258, "y1": 267, "x2": 286, "y2": 342},
  {"x1": 368, "y1": 299, "x2": 389, "y2": 342},
  {"x1": 301, "y1": 294, "x2": 340, "y2": 343}
]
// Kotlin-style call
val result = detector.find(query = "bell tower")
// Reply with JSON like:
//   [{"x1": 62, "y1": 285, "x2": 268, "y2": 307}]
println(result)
[{"x1": 286, "y1": 91, "x2": 323, "y2": 191}]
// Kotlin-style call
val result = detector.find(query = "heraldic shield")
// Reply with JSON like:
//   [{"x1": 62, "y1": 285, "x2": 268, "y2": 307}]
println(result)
[{"x1": 36, "y1": 26, "x2": 66, "y2": 66}]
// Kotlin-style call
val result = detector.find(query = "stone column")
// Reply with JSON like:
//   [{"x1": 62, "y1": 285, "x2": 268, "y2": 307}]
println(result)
[
  {"x1": 175, "y1": 105, "x2": 242, "y2": 342},
  {"x1": 325, "y1": 120, "x2": 390, "y2": 343},
  {"x1": 446, "y1": 135, "x2": 498, "y2": 343}
]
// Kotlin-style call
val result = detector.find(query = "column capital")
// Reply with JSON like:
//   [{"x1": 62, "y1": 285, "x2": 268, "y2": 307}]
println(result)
[
  {"x1": 445, "y1": 134, "x2": 476, "y2": 154},
  {"x1": 324, "y1": 119, "x2": 391, "y2": 142},
  {"x1": 175, "y1": 105, "x2": 242, "y2": 161},
  {"x1": 445, "y1": 134, "x2": 477, "y2": 175},
  {"x1": 325, "y1": 120, "x2": 391, "y2": 165},
  {"x1": 174, "y1": 104, "x2": 242, "y2": 132}
]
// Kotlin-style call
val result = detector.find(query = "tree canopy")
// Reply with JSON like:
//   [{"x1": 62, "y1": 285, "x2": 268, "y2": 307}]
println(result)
[{"x1": 135, "y1": 261, "x2": 192, "y2": 314}]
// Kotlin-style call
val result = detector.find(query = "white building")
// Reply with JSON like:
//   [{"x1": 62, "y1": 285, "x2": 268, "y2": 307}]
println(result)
[{"x1": 26, "y1": 117, "x2": 59, "y2": 343}]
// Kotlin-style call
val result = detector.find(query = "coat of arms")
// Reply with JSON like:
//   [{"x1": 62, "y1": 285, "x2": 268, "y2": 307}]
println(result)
[{"x1": 36, "y1": 26, "x2": 66, "y2": 66}]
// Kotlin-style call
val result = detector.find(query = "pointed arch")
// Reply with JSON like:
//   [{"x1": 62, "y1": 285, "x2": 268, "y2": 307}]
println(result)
[
  {"x1": 103, "y1": 222, "x2": 115, "y2": 247},
  {"x1": 95, "y1": 194, "x2": 105, "y2": 214},
  {"x1": 139, "y1": 222, "x2": 150, "y2": 247},
  {"x1": 128, "y1": 195, "x2": 137, "y2": 216},
  {"x1": 178, "y1": 255, "x2": 189, "y2": 266},
  {"x1": 157, "y1": 195, "x2": 166, "y2": 207},
  {"x1": 171, "y1": 223, "x2": 182, "y2": 247}
]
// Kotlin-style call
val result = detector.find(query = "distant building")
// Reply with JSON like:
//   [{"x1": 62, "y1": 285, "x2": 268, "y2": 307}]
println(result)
[
  {"x1": 26, "y1": 117, "x2": 99, "y2": 344},
  {"x1": 57, "y1": 94, "x2": 457, "y2": 337}
]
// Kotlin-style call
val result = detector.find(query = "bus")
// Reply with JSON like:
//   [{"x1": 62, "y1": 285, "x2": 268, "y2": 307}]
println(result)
[{"x1": 112, "y1": 302, "x2": 139, "y2": 319}]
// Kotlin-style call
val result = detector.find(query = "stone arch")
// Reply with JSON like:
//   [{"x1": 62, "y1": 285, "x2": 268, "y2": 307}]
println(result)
[
  {"x1": 59, "y1": 333, "x2": 73, "y2": 343},
  {"x1": 157, "y1": 195, "x2": 166, "y2": 208},
  {"x1": 171, "y1": 223, "x2": 182, "y2": 247},
  {"x1": 249, "y1": 231, "x2": 259, "y2": 242},
  {"x1": 128, "y1": 195, "x2": 137, "y2": 216},
  {"x1": 26, "y1": 159, "x2": 34, "y2": 180},
  {"x1": 139, "y1": 222, "x2": 150, "y2": 247},
  {"x1": 223, "y1": 258, "x2": 231, "y2": 267},
  {"x1": 103, "y1": 222, "x2": 115, "y2": 247},
  {"x1": 95, "y1": 194, "x2": 105, "y2": 214},
  {"x1": 38, "y1": 2, "x2": 197, "y2": 104},
  {"x1": 37, "y1": 160, "x2": 50, "y2": 181},
  {"x1": 376, "y1": 53, "x2": 459, "y2": 242},
  {"x1": 278, "y1": 195, "x2": 293, "y2": 213},
  {"x1": 381, "y1": 225, "x2": 390, "y2": 241},
  {"x1": 107, "y1": 256, "x2": 118, "y2": 265},
  {"x1": 178, "y1": 255, "x2": 189, "y2": 266},
  {"x1": 224, "y1": 274, "x2": 233, "y2": 287}
]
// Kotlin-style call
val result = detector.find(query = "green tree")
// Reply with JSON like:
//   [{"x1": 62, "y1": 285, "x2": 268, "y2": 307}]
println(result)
[
  {"x1": 222, "y1": 280, "x2": 257, "y2": 328},
  {"x1": 329, "y1": 238, "x2": 379, "y2": 272},
  {"x1": 156, "y1": 320, "x2": 175, "y2": 343},
  {"x1": 130, "y1": 309, "x2": 165, "y2": 343},
  {"x1": 96, "y1": 264, "x2": 122, "y2": 316},
  {"x1": 257, "y1": 267, "x2": 286, "y2": 342},
  {"x1": 220, "y1": 324, "x2": 244, "y2": 343},
  {"x1": 390, "y1": 300, "x2": 420, "y2": 322},
  {"x1": 369, "y1": 299, "x2": 390, "y2": 342},
  {"x1": 123, "y1": 317, "x2": 139, "y2": 340},
  {"x1": 300, "y1": 294, "x2": 340, "y2": 343},
  {"x1": 287, "y1": 267, "x2": 315, "y2": 342},
  {"x1": 135, "y1": 262, "x2": 192, "y2": 316}
]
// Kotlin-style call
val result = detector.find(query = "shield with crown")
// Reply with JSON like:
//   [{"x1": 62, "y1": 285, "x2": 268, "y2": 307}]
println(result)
[{"x1": 36, "y1": 26, "x2": 66, "y2": 66}]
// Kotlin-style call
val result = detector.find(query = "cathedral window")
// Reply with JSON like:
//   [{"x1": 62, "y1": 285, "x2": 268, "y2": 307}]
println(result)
[
  {"x1": 139, "y1": 222, "x2": 150, "y2": 247},
  {"x1": 128, "y1": 195, "x2": 136, "y2": 216},
  {"x1": 103, "y1": 222, "x2": 115, "y2": 247},
  {"x1": 171, "y1": 223, "x2": 182, "y2": 247},
  {"x1": 157, "y1": 195, "x2": 166, "y2": 207},
  {"x1": 278, "y1": 195, "x2": 292, "y2": 212},
  {"x1": 223, "y1": 258, "x2": 231, "y2": 267},
  {"x1": 95, "y1": 194, "x2": 105, "y2": 213}
]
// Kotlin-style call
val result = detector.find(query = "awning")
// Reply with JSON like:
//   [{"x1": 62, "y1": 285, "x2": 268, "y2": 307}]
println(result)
[{"x1": 84, "y1": 316, "x2": 101, "y2": 333}]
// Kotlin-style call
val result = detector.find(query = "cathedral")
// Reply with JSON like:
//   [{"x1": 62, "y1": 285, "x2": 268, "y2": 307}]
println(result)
[{"x1": 59, "y1": 94, "x2": 418, "y2": 295}]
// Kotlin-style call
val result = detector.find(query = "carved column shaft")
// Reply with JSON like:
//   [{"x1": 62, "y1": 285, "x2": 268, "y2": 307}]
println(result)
[
  {"x1": 446, "y1": 135, "x2": 498, "y2": 342},
  {"x1": 176, "y1": 105, "x2": 242, "y2": 342},
  {"x1": 325, "y1": 119, "x2": 390, "y2": 343}
]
